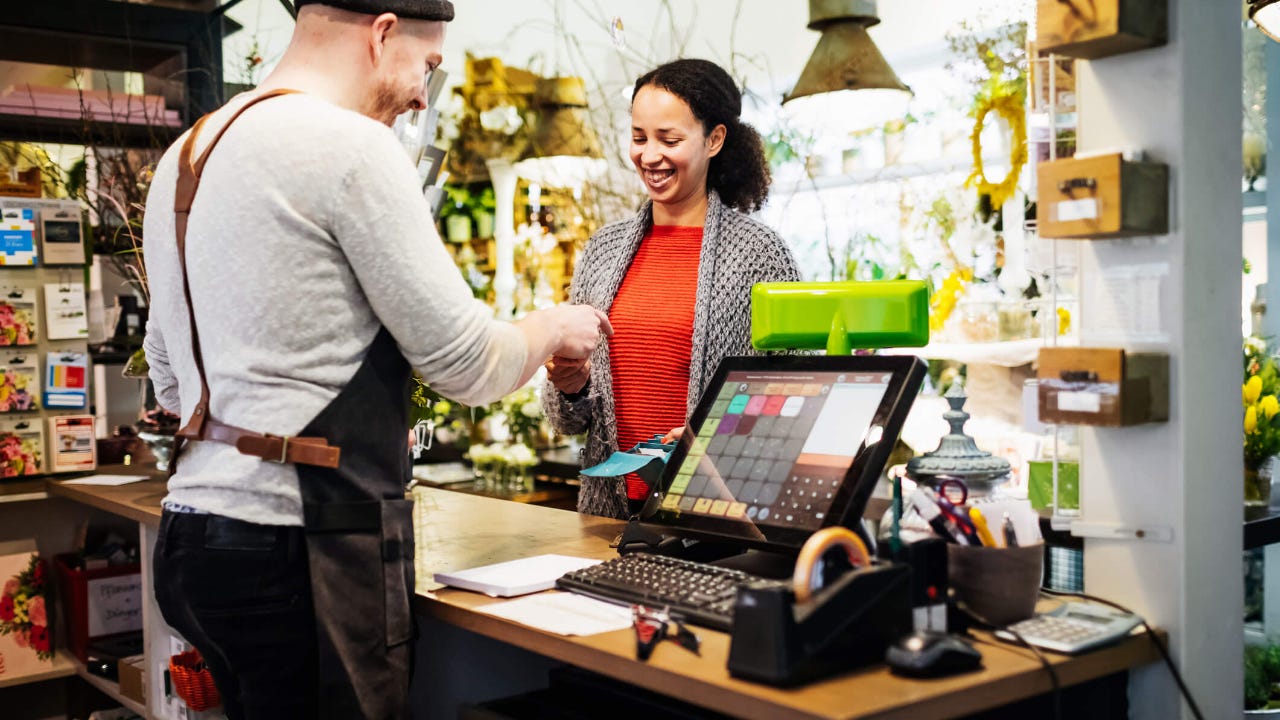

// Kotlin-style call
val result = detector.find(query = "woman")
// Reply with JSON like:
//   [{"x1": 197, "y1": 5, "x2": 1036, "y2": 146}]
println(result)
[{"x1": 544, "y1": 58, "x2": 801, "y2": 519}]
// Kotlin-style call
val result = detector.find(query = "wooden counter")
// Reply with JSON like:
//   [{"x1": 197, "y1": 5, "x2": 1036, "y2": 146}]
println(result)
[
  {"x1": 414, "y1": 489, "x2": 1160, "y2": 720},
  {"x1": 45, "y1": 479, "x2": 1159, "y2": 719},
  {"x1": 45, "y1": 473, "x2": 166, "y2": 526}
]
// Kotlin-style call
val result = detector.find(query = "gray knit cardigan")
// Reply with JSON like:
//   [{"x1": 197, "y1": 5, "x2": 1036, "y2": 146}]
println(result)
[{"x1": 543, "y1": 191, "x2": 802, "y2": 519}]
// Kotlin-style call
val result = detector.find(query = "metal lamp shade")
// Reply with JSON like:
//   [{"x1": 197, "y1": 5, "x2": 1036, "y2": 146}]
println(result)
[{"x1": 784, "y1": 21, "x2": 909, "y2": 104}]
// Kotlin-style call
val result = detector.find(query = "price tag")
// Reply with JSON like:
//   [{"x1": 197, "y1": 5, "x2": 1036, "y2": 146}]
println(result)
[
  {"x1": 1056, "y1": 198, "x2": 1099, "y2": 222},
  {"x1": 1057, "y1": 390, "x2": 1102, "y2": 413}
]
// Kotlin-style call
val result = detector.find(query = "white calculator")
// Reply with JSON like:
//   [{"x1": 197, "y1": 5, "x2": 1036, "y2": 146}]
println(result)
[{"x1": 994, "y1": 601, "x2": 1142, "y2": 654}]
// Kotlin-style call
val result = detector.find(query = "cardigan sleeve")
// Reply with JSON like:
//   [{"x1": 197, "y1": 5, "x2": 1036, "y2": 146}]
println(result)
[{"x1": 542, "y1": 231, "x2": 602, "y2": 436}]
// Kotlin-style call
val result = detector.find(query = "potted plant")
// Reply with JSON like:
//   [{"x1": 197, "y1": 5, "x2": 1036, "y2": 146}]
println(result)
[
  {"x1": 471, "y1": 185, "x2": 496, "y2": 239},
  {"x1": 1246, "y1": 643, "x2": 1280, "y2": 715},
  {"x1": 440, "y1": 185, "x2": 473, "y2": 243}
]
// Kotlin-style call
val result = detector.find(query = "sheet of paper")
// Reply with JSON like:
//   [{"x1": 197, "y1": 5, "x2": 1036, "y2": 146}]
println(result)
[
  {"x1": 62, "y1": 475, "x2": 148, "y2": 486},
  {"x1": 474, "y1": 591, "x2": 633, "y2": 636}
]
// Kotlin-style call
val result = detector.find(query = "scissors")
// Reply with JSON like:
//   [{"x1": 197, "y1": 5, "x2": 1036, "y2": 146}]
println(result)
[
  {"x1": 411, "y1": 419, "x2": 435, "y2": 460},
  {"x1": 935, "y1": 477, "x2": 969, "y2": 506}
]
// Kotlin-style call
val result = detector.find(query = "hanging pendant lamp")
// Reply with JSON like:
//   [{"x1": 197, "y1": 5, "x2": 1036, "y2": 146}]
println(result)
[
  {"x1": 1250, "y1": 0, "x2": 1280, "y2": 42},
  {"x1": 783, "y1": 0, "x2": 911, "y2": 132},
  {"x1": 514, "y1": 76, "x2": 606, "y2": 187}
]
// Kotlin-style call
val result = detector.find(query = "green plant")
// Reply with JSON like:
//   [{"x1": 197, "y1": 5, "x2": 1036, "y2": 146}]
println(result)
[{"x1": 1245, "y1": 643, "x2": 1280, "y2": 710}]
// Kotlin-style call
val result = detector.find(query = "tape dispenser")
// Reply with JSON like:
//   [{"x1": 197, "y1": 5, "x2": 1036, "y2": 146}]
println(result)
[{"x1": 727, "y1": 527, "x2": 912, "y2": 686}]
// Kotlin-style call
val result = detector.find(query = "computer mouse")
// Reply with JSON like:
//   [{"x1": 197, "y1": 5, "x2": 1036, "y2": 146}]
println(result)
[{"x1": 885, "y1": 631, "x2": 982, "y2": 678}]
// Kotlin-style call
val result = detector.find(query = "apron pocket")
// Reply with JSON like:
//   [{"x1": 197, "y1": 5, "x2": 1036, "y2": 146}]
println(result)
[{"x1": 381, "y1": 497, "x2": 416, "y2": 648}]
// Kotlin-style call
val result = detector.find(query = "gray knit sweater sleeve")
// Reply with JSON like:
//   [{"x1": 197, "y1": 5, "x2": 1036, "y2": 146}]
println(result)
[{"x1": 545, "y1": 192, "x2": 801, "y2": 519}]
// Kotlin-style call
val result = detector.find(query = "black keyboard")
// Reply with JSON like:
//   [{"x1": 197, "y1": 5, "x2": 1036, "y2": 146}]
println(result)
[{"x1": 556, "y1": 553, "x2": 773, "y2": 631}]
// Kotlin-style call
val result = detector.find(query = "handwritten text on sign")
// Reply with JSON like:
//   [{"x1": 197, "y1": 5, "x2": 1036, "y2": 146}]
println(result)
[{"x1": 87, "y1": 574, "x2": 142, "y2": 637}]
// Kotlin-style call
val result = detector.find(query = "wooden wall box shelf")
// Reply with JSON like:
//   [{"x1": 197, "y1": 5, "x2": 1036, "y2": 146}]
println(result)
[
  {"x1": 1037, "y1": 347, "x2": 1169, "y2": 426},
  {"x1": 1036, "y1": 0, "x2": 1167, "y2": 60},
  {"x1": 1035, "y1": 153, "x2": 1168, "y2": 239},
  {"x1": 0, "y1": 168, "x2": 41, "y2": 198}
]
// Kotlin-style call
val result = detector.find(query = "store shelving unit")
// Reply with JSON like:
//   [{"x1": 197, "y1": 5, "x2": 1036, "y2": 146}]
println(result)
[
  {"x1": 0, "y1": 649, "x2": 76, "y2": 690},
  {"x1": 72, "y1": 657, "x2": 146, "y2": 717}
]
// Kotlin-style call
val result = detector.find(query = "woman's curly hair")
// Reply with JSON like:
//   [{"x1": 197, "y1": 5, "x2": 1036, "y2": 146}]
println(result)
[{"x1": 633, "y1": 58, "x2": 770, "y2": 214}]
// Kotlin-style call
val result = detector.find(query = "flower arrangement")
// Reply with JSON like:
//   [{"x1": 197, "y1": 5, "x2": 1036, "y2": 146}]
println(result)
[
  {"x1": 1245, "y1": 338, "x2": 1280, "y2": 473},
  {"x1": 0, "y1": 369, "x2": 36, "y2": 412},
  {"x1": 498, "y1": 385, "x2": 545, "y2": 449},
  {"x1": 0, "y1": 433, "x2": 40, "y2": 477},
  {"x1": 0, "y1": 303, "x2": 35, "y2": 346},
  {"x1": 0, "y1": 555, "x2": 52, "y2": 660}
]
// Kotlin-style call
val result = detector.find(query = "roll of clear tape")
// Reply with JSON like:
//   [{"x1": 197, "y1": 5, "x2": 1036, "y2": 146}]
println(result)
[{"x1": 792, "y1": 526, "x2": 871, "y2": 603}]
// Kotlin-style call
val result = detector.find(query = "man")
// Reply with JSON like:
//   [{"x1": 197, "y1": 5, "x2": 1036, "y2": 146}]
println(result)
[{"x1": 141, "y1": 2, "x2": 610, "y2": 718}]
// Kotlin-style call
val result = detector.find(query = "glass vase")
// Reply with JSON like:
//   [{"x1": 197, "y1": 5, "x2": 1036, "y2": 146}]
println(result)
[{"x1": 1246, "y1": 466, "x2": 1271, "y2": 508}]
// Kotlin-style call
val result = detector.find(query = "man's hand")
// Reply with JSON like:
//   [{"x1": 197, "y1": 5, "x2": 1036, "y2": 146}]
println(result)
[
  {"x1": 546, "y1": 355, "x2": 591, "y2": 395},
  {"x1": 551, "y1": 304, "x2": 613, "y2": 360}
]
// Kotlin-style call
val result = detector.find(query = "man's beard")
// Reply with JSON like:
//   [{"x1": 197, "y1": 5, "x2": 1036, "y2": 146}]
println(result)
[{"x1": 364, "y1": 78, "x2": 414, "y2": 126}]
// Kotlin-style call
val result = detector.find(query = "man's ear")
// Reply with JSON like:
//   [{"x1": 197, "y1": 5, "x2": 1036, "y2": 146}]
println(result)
[{"x1": 369, "y1": 12, "x2": 398, "y2": 65}]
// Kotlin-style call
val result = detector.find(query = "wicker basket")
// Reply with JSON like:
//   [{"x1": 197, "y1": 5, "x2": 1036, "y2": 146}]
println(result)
[{"x1": 169, "y1": 649, "x2": 221, "y2": 711}]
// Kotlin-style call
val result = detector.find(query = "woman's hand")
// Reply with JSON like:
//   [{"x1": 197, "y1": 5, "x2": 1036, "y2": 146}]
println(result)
[
  {"x1": 661, "y1": 426, "x2": 685, "y2": 444},
  {"x1": 546, "y1": 355, "x2": 591, "y2": 395}
]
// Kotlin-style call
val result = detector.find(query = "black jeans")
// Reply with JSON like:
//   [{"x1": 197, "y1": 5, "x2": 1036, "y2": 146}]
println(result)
[{"x1": 154, "y1": 510, "x2": 317, "y2": 720}]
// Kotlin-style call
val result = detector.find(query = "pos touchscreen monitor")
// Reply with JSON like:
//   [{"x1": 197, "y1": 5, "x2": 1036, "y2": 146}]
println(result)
[{"x1": 637, "y1": 354, "x2": 926, "y2": 552}]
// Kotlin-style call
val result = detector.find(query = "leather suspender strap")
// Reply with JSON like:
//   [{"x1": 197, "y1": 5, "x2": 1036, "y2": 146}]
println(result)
[{"x1": 172, "y1": 89, "x2": 340, "y2": 470}]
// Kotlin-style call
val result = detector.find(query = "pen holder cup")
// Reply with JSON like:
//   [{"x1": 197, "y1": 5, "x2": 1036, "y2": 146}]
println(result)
[{"x1": 947, "y1": 543, "x2": 1044, "y2": 627}]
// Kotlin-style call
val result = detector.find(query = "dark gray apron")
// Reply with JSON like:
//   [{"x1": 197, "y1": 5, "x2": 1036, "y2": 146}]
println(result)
[{"x1": 168, "y1": 90, "x2": 416, "y2": 719}]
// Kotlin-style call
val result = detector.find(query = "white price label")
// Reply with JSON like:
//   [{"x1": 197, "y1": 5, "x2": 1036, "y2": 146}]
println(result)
[
  {"x1": 1056, "y1": 198, "x2": 1099, "y2": 221},
  {"x1": 1057, "y1": 390, "x2": 1102, "y2": 413}
]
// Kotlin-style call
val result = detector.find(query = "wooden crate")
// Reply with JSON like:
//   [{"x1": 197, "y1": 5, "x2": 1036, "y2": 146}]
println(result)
[
  {"x1": 1037, "y1": 347, "x2": 1168, "y2": 426},
  {"x1": 1037, "y1": 0, "x2": 1166, "y2": 60},
  {"x1": 1036, "y1": 153, "x2": 1168, "y2": 239}
]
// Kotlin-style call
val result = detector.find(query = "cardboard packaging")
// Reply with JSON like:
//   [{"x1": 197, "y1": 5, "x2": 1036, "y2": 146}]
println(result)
[{"x1": 117, "y1": 653, "x2": 145, "y2": 704}]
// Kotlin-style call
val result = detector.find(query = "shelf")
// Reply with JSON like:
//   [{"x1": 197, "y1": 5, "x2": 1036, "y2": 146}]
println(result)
[
  {"x1": 73, "y1": 657, "x2": 147, "y2": 717},
  {"x1": 0, "y1": 479, "x2": 48, "y2": 504},
  {"x1": 1245, "y1": 505, "x2": 1280, "y2": 550},
  {"x1": 0, "y1": 648, "x2": 76, "y2": 688},
  {"x1": 882, "y1": 338, "x2": 1060, "y2": 367}
]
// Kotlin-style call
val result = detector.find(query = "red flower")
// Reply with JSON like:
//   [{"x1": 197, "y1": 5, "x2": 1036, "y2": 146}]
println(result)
[
  {"x1": 29, "y1": 625, "x2": 48, "y2": 652},
  {"x1": 31, "y1": 560, "x2": 44, "y2": 586},
  {"x1": 0, "y1": 594, "x2": 13, "y2": 622}
]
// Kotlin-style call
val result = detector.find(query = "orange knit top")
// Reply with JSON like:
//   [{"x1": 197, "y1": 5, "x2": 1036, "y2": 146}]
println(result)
[{"x1": 609, "y1": 224, "x2": 702, "y2": 501}]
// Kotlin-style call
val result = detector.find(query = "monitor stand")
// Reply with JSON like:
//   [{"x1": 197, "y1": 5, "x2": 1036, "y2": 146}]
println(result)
[{"x1": 615, "y1": 519, "x2": 797, "y2": 579}]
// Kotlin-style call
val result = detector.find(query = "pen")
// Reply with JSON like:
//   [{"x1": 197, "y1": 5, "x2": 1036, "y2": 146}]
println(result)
[
  {"x1": 1002, "y1": 513, "x2": 1019, "y2": 548},
  {"x1": 890, "y1": 475, "x2": 903, "y2": 555},
  {"x1": 968, "y1": 507, "x2": 998, "y2": 548}
]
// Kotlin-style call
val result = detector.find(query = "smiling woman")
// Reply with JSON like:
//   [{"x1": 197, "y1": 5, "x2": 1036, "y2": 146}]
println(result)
[{"x1": 543, "y1": 58, "x2": 802, "y2": 520}]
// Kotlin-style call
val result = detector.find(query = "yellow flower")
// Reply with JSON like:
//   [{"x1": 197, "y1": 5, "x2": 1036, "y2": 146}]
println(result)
[
  {"x1": 1246, "y1": 376, "x2": 1264, "y2": 405},
  {"x1": 1247, "y1": 405, "x2": 1259, "y2": 434},
  {"x1": 1264, "y1": 395, "x2": 1280, "y2": 421}
]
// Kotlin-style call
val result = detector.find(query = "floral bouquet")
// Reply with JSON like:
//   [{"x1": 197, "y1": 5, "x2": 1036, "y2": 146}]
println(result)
[
  {"x1": 0, "y1": 555, "x2": 51, "y2": 660},
  {"x1": 1245, "y1": 337, "x2": 1280, "y2": 473},
  {"x1": 0, "y1": 368, "x2": 37, "y2": 412},
  {"x1": 0, "y1": 303, "x2": 35, "y2": 346},
  {"x1": 0, "y1": 433, "x2": 40, "y2": 477},
  {"x1": 498, "y1": 385, "x2": 545, "y2": 449}
]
